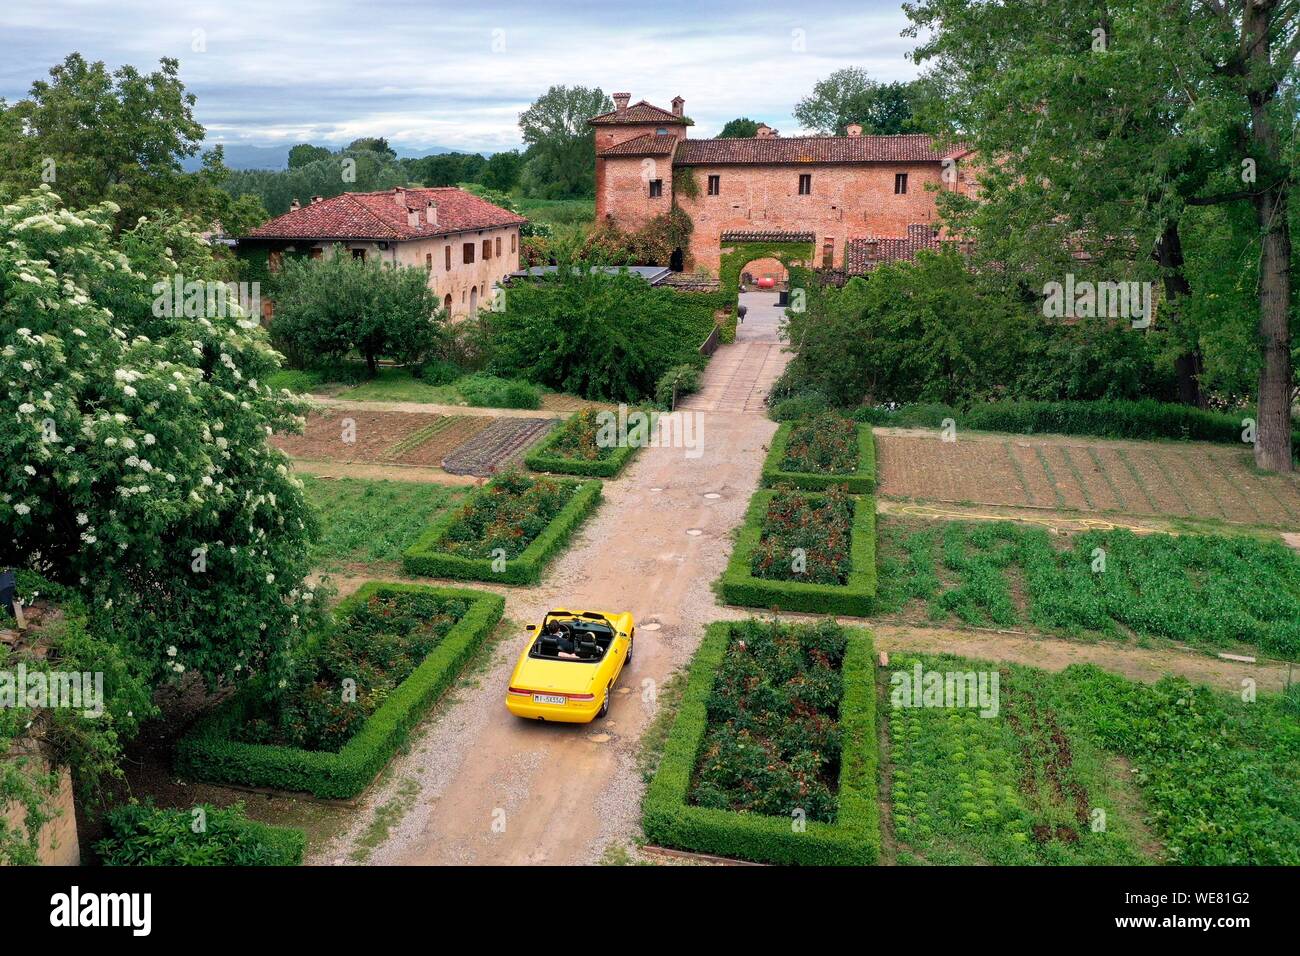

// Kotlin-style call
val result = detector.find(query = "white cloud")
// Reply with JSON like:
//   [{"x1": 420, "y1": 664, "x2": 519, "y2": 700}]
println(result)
[{"x1": 1, "y1": 0, "x2": 921, "y2": 150}]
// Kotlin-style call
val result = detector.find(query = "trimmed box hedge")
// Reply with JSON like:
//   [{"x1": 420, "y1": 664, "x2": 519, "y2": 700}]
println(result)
[
  {"x1": 176, "y1": 581, "x2": 504, "y2": 799},
  {"x1": 762, "y1": 421, "x2": 876, "y2": 492},
  {"x1": 524, "y1": 414, "x2": 641, "y2": 478},
  {"x1": 402, "y1": 477, "x2": 602, "y2": 585},
  {"x1": 719, "y1": 488, "x2": 877, "y2": 616},
  {"x1": 853, "y1": 398, "x2": 1300, "y2": 454},
  {"x1": 642, "y1": 621, "x2": 879, "y2": 865}
]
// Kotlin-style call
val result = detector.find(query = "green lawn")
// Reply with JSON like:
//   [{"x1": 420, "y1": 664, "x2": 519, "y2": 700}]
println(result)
[
  {"x1": 271, "y1": 365, "x2": 546, "y2": 409},
  {"x1": 512, "y1": 196, "x2": 594, "y2": 227},
  {"x1": 302, "y1": 476, "x2": 464, "y2": 568}
]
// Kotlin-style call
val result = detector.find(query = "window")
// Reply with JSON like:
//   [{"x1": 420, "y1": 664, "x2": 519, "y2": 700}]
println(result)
[
  {"x1": 268, "y1": 251, "x2": 283, "y2": 273},
  {"x1": 308, "y1": 247, "x2": 323, "y2": 260},
  {"x1": 649, "y1": 179, "x2": 663, "y2": 198},
  {"x1": 822, "y1": 238, "x2": 834, "y2": 269},
  {"x1": 511, "y1": 232, "x2": 517, "y2": 253},
  {"x1": 495, "y1": 236, "x2": 502, "y2": 257},
  {"x1": 445, "y1": 245, "x2": 452, "y2": 270},
  {"x1": 463, "y1": 243, "x2": 475, "y2": 264},
  {"x1": 895, "y1": 173, "x2": 908, "y2": 195},
  {"x1": 351, "y1": 248, "x2": 366, "y2": 261},
  {"x1": 426, "y1": 253, "x2": 433, "y2": 271},
  {"x1": 798, "y1": 174, "x2": 812, "y2": 195},
  {"x1": 483, "y1": 239, "x2": 492, "y2": 260},
  {"x1": 707, "y1": 175, "x2": 720, "y2": 196}
]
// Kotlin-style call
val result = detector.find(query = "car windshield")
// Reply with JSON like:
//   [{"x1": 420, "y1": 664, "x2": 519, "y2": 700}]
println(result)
[{"x1": 529, "y1": 618, "x2": 614, "y2": 663}]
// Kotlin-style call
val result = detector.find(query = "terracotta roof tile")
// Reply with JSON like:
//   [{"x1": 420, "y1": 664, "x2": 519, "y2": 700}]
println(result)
[
  {"x1": 674, "y1": 134, "x2": 966, "y2": 166},
  {"x1": 597, "y1": 132, "x2": 679, "y2": 157},
  {"x1": 845, "y1": 225, "x2": 964, "y2": 274},
  {"x1": 721, "y1": 230, "x2": 814, "y2": 243},
  {"x1": 244, "y1": 187, "x2": 526, "y2": 241},
  {"x1": 589, "y1": 99, "x2": 687, "y2": 126}
]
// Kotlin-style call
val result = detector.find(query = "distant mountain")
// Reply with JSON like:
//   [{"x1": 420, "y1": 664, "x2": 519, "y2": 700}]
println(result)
[{"x1": 183, "y1": 142, "x2": 491, "y2": 172}]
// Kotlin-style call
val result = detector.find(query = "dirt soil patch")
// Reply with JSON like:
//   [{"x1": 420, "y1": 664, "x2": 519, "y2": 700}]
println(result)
[{"x1": 875, "y1": 431, "x2": 1300, "y2": 529}]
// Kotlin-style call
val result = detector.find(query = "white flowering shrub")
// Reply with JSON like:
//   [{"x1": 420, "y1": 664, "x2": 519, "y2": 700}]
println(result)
[{"x1": 1, "y1": 186, "x2": 324, "y2": 687}]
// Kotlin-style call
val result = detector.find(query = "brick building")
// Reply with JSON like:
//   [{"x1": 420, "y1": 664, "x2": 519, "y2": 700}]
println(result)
[
  {"x1": 590, "y1": 92, "x2": 976, "y2": 276},
  {"x1": 242, "y1": 186, "x2": 526, "y2": 318}
]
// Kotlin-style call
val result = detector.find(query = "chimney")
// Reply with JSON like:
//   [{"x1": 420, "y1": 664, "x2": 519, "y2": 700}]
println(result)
[
  {"x1": 671, "y1": 95, "x2": 684, "y2": 117},
  {"x1": 612, "y1": 92, "x2": 630, "y2": 111},
  {"x1": 310, "y1": 195, "x2": 324, "y2": 204},
  {"x1": 289, "y1": 198, "x2": 301, "y2": 211},
  {"x1": 426, "y1": 199, "x2": 438, "y2": 227},
  {"x1": 392, "y1": 186, "x2": 406, "y2": 207},
  {"x1": 846, "y1": 123, "x2": 862, "y2": 137},
  {"x1": 407, "y1": 207, "x2": 419, "y2": 229}
]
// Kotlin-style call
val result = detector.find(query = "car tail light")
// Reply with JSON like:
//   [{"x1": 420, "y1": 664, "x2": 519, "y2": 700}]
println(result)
[
  {"x1": 507, "y1": 687, "x2": 532, "y2": 696},
  {"x1": 568, "y1": 693, "x2": 595, "y2": 701}
]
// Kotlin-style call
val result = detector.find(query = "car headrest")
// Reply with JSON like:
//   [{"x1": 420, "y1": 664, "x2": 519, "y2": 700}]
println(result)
[
  {"x1": 538, "y1": 634, "x2": 560, "y2": 656},
  {"x1": 575, "y1": 636, "x2": 599, "y2": 658}
]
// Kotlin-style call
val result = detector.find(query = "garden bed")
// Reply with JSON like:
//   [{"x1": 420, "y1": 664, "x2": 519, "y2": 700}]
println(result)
[
  {"x1": 875, "y1": 517, "x2": 1300, "y2": 660},
  {"x1": 524, "y1": 408, "x2": 642, "y2": 478},
  {"x1": 176, "y1": 582, "x2": 504, "y2": 799},
  {"x1": 761, "y1": 415, "x2": 876, "y2": 492},
  {"x1": 402, "y1": 472, "x2": 602, "y2": 585},
  {"x1": 719, "y1": 487, "x2": 877, "y2": 615},
  {"x1": 642, "y1": 619, "x2": 878, "y2": 865},
  {"x1": 884, "y1": 651, "x2": 1300, "y2": 865}
]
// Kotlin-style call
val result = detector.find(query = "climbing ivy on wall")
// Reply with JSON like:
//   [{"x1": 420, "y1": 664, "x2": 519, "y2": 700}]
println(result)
[{"x1": 583, "y1": 206, "x2": 694, "y2": 266}]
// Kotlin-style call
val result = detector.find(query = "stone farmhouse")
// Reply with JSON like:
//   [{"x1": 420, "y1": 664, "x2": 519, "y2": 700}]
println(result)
[
  {"x1": 590, "y1": 92, "x2": 977, "y2": 279},
  {"x1": 242, "y1": 186, "x2": 526, "y2": 318}
]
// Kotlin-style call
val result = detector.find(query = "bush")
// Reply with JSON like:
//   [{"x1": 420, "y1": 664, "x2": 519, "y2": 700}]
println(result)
[
  {"x1": 417, "y1": 357, "x2": 462, "y2": 386},
  {"x1": 642, "y1": 620, "x2": 878, "y2": 865},
  {"x1": 270, "y1": 248, "x2": 445, "y2": 375},
  {"x1": 95, "y1": 801, "x2": 305, "y2": 866},
  {"x1": 654, "y1": 364, "x2": 702, "y2": 408},
  {"x1": 456, "y1": 373, "x2": 541, "y2": 409},
  {"x1": 778, "y1": 251, "x2": 1179, "y2": 409},
  {"x1": 177, "y1": 582, "x2": 504, "y2": 798},
  {"x1": 769, "y1": 391, "x2": 831, "y2": 422},
  {"x1": 718, "y1": 488, "x2": 877, "y2": 615},
  {"x1": 762, "y1": 419, "x2": 876, "y2": 492},
  {"x1": 524, "y1": 409, "x2": 642, "y2": 478},
  {"x1": 403, "y1": 475, "x2": 602, "y2": 585},
  {"x1": 489, "y1": 256, "x2": 716, "y2": 402}
]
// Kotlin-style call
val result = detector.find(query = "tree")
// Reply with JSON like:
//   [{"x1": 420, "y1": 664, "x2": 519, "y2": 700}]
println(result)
[
  {"x1": 0, "y1": 54, "x2": 227, "y2": 231},
  {"x1": 781, "y1": 251, "x2": 1031, "y2": 406},
  {"x1": 287, "y1": 144, "x2": 332, "y2": 168},
  {"x1": 0, "y1": 186, "x2": 324, "y2": 688},
  {"x1": 517, "y1": 86, "x2": 612, "y2": 198},
  {"x1": 345, "y1": 136, "x2": 396, "y2": 159},
  {"x1": 904, "y1": 0, "x2": 1297, "y2": 470},
  {"x1": 481, "y1": 150, "x2": 523, "y2": 192},
  {"x1": 488, "y1": 253, "x2": 706, "y2": 402},
  {"x1": 717, "y1": 117, "x2": 761, "y2": 138},
  {"x1": 270, "y1": 249, "x2": 445, "y2": 375},
  {"x1": 793, "y1": 68, "x2": 925, "y2": 135}
]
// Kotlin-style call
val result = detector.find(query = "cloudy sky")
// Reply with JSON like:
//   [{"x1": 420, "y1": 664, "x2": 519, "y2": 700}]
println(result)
[{"x1": 0, "y1": 0, "x2": 923, "y2": 152}]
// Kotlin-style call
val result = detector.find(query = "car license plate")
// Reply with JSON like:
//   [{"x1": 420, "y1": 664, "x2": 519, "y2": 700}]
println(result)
[{"x1": 533, "y1": 693, "x2": 566, "y2": 705}]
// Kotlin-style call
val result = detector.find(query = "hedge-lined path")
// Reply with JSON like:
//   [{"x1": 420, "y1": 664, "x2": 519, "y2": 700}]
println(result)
[
  {"x1": 677, "y1": 292, "x2": 789, "y2": 413},
  {"x1": 313, "y1": 388, "x2": 783, "y2": 865}
]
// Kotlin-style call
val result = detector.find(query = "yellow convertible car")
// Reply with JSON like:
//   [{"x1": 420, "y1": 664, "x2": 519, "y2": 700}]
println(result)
[{"x1": 506, "y1": 609, "x2": 635, "y2": 723}]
